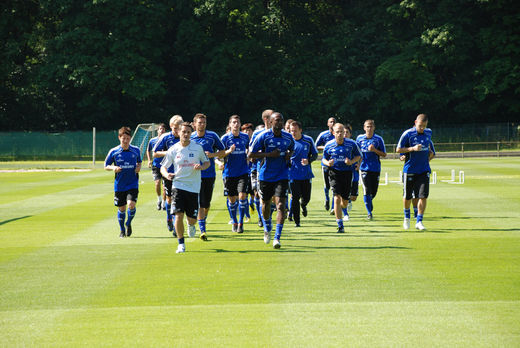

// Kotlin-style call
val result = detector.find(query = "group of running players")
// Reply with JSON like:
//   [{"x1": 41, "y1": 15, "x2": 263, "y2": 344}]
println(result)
[{"x1": 104, "y1": 111, "x2": 435, "y2": 253}]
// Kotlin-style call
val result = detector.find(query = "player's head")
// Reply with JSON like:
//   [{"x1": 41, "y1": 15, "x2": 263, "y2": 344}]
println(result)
[
  {"x1": 270, "y1": 112, "x2": 284, "y2": 133},
  {"x1": 289, "y1": 120, "x2": 302, "y2": 139},
  {"x1": 193, "y1": 113, "x2": 207, "y2": 132},
  {"x1": 415, "y1": 113, "x2": 428, "y2": 134},
  {"x1": 229, "y1": 115, "x2": 241, "y2": 133},
  {"x1": 333, "y1": 123, "x2": 345, "y2": 143},
  {"x1": 241, "y1": 123, "x2": 254, "y2": 139},
  {"x1": 118, "y1": 126, "x2": 132, "y2": 148},
  {"x1": 344, "y1": 123, "x2": 352, "y2": 139},
  {"x1": 169, "y1": 115, "x2": 184, "y2": 136},
  {"x1": 327, "y1": 117, "x2": 336, "y2": 130},
  {"x1": 284, "y1": 119, "x2": 295, "y2": 132},
  {"x1": 364, "y1": 119, "x2": 375, "y2": 137},
  {"x1": 157, "y1": 123, "x2": 167, "y2": 136},
  {"x1": 262, "y1": 109, "x2": 274, "y2": 127},
  {"x1": 179, "y1": 122, "x2": 193, "y2": 142}
]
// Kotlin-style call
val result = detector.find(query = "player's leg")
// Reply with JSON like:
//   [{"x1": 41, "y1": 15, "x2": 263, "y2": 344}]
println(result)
[
  {"x1": 402, "y1": 173, "x2": 414, "y2": 230},
  {"x1": 124, "y1": 189, "x2": 138, "y2": 237},
  {"x1": 341, "y1": 172, "x2": 353, "y2": 221},
  {"x1": 114, "y1": 191, "x2": 127, "y2": 238},
  {"x1": 152, "y1": 167, "x2": 162, "y2": 210},
  {"x1": 301, "y1": 179, "x2": 312, "y2": 218},
  {"x1": 163, "y1": 178, "x2": 175, "y2": 235},
  {"x1": 172, "y1": 188, "x2": 187, "y2": 253},
  {"x1": 322, "y1": 166, "x2": 331, "y2": 211},
  {"x1": 415, "y1": 172, "x2": 429, "y2": 230},
  {"x1": 259, "y1": 181, "x2": 275, "y2": 243},
  {"x1": 289, "y1": 180, "x2": 302, "y2": 226},
  {"x1": 272, "y1": 180, "x2": 288, "y2": 248},
  {"x1": 237, "y1": 175, "x2": 248, "y2": 233}
]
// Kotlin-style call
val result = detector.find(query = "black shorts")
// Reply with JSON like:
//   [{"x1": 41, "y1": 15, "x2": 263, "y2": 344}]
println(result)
[
  {"x1": 114, "y1": 188, "x2": 139, "y2": 207},
  {"x1": 403, "y1": 172, "x2": 430, "y2": 200},
  {"x1": 199, "y1": 177, "x2": 216, "y2": 209},
  {"x1": 350, "y1": 180, "x2": 359, "y2": 197},
  {"x1": 259, "y1": 180, "x2": 288, "y2": 202},
  {"x1": 322, "y1": 166, "x2": 331, "y2": 190},
  {"x1": 163, "y1": 178, "x2": 173, "y2": 197},
  {"x1": 171, "y1": 188, "x2": 199, "y2": 219},
  {"x1": 250, "y1": 170, "x2": 259, "y2": 191},
  {"x1": 329, "y1": 169, "x2": 352, "y2": 200},
  {"x1": 224, "y1": 174, "x2": 249, "y2": 197},
  {"x1": 361, "y1": 171, "x2": 380, "y2": 198},
  {"x1": 151, "y1": 166, "x2": 162, "y2": 181}
]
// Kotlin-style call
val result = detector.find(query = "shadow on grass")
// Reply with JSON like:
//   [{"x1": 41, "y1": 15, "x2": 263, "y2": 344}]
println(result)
[
  {"x1": 0, "y1": 215, "x2": 32, "y2": 226},
  {"x1": 198, "y1": 245, "x2": 411, "y2": 254}
]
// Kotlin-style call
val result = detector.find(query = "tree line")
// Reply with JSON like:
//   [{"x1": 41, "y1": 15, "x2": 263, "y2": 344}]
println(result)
[{"x1": 1, "y1": 0, "x2": 519, "y2": 131}]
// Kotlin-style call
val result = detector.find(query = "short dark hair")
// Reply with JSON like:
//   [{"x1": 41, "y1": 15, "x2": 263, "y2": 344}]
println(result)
[
  {"x1": 291, "y1": 121, "x2": 302, "y2": 129},
  {"x1": 118, "y1": 126, "x2": 132, "y2": 137},
  {"x1": 241, "y1": 123, "x2": 254, "y2": 131},
  {"x1": 417, "y1": 113, "x2": 428, "y2": 122},
  {"x1": 180, "y1": 122, "x2": 193, "y2": 131},
  {"x1": 193, "y1": 113, "x2": 206, "y2": 122},
  {"x1": 229, "y1": 114, "x2": 240, "y2": 123}
]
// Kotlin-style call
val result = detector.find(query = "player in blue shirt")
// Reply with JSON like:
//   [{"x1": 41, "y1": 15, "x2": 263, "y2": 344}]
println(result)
[
  {"x1": 153, "y1": 115, "x2": 183, "y2": 236},
  {"x1": 249, "y1": 112, "x2": 295, "y2": 249},
  {"x1": 315, "y1": 117, "x2": 336, "y2": 212},
  {"x1": 104, "y1": 127, "x2": 142, "y2": 238},
  {"x1": 146, "y1": 123, "x2": 167, "y2": 210},
  {"x1": 356, "y1": 119, "x2": 387, "y2": 220},
  {"x1": 396, "y1": 113, "x2": 436, "y2": 231},
  {"x1": 221, "y1": 115, "x2": 251, "y2": 233},
  {"x1": 322, "y1": 123, "x2": 361, "y2": 233},
  {"x1": 191, "y1": 113, "x2": 226, "y2": 240},
  {"x1": 288, "y1": 121, "x2": 318, "y2": 227}
]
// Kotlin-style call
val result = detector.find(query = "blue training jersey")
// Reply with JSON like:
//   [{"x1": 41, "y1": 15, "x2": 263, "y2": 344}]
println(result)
[
  {"x1": 105, "y1": 144, "x2": 142, "y2": 192},
  {"x1": 153, "y1": 132, "x2": 180, "y2": 173},
  {"x1": 250, "y1": 127, "x2": 265, "y2": 172},
  {"x1": 250, "y1": 129, "x2": 295, "y2": 182},
  {"x1": 289, "y1": 134, "x2": 318, "y2": 181},
  {"x1": 397, "y1": 127, "x2": 435, "y2": 174},
  {"x1": 315, "y1": 130, "x2": 335, "y2": 167},
  {"x1": 147, "y1": 136, "x2": 162, "y2": 168},
  {"x1": 356, "y1": 133, "x2": 386, "y2": 172},
  {"x1": 322, "y1": 138, "x2": 361, "y2": 172},
  {"x1": 221, "y1": 131, "x2": 250, "y2": 178},
  {"x1": 190, "y1": 130, "x2": 225, "y2": 178}
]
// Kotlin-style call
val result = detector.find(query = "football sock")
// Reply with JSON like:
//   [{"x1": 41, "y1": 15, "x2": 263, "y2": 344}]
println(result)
[
  {"x1": 364, "y1": 195, "x2": 372, "y2": 214},
  {"x1": 404, "y1": 208, "x2": 411, "y2": 219},
  {"x1": 226, "y1": 199, "x2": 233, "y2": 220},
  {"x1": 230, "y1": 201, "x2": 238, "y2": 224},
  {"x1": 126, "y1": 208, "x2": 136, "y2": 226},
  {"x1": 165, "y1": 202, "x2": 172, "y2": 220},
  {"x1": 254, "y1": 197, "x2": 261, "y2": 215},
  {"x1": 288, "y1": 198, "x2": 293, "y2": 217},
  {"x1": 413, "y1": 207, "x2": 418, "y2": 218},
  {"x1": 336, "y1": 219, "x2": 344, "y2": 228},
  {"x1": 198, "y1": 219, "x2": 206, "y2": 233},
  {"x1": 238, "y1": 199, "x2": 248, "y2": 224},
  {"x1": 342, "y1": 207, "x2": 348, "y2": 216},
  {"x1": 274, "y1": 223, "x2": 283, "y2": 240},
  {"x1": 178, "y1": 237, "x2": 185, "y2": 245},
  {"x1": 417, "y1": 214, "x2": 423, "y2": 223},
  {"x1": 331, "y1": 199, "x2": 335, "y2": 210},
  {"x1": 324, "y1": 187, "x2": 329, "y2": 201},
  {"x1": 264, "y1": 217, "x2": 272, "y2": 232},
  {"x1": 157, "y1": 196, "x2": 162, "y2": 203},
  {"x1": 117, "y1": 210, "x2": 125, "y2": 231}
]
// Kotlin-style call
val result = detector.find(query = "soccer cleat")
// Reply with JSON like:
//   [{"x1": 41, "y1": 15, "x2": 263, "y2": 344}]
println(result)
[
  {"x1": 302, "y1": 205, "x2": 308, "y2": 217},
  {"x1": 325, "y1": 200, "x2": 330, "y2": 211},
  {"x1": 273, "y1": 239, "x2": 281, "y2": 249},
  {"x1": 244, "y1": 217, "x2": 250, "y2": 223},
  {"x1": 403, "y1": 218, "x2": 410, "y2": 230},
  {"x1": 232, "y1": 223, "x2": 238, "y2": 233},
  {"x1": 237, "y1": 223, "x2": 244, "y2": 234},
  {"x1": 347, "y1": 201, "x2": 353, "y2": 212},
  {"x1": 367, "y1": 214, "x2": 373, "y2": 220},
  {"x1": 188, "y1": 225, "x2": 196, "y2": 238},
  {"x1": 200, "y1": 232, "x2": 208, "y2": 241},
  {"x1": 125, "y1": 224, "x2": 132, "y2": 237},
  {"x1": 264, "y1": 230, "x2": 271, "y2": 244},
  {"x1": 343, "y1": 214, "x2": 349, "y2": 222},
  {"x1": 162, "y1": 201, "x2": 166, "y2": 210},
  {"x1": 172, "y1": 228, "x2": 177, "y2": 238},
  {"x1": 156, "y1": 201, "x2": 162, "y2": 210},
  {"x1": 337, "y1": 226, "x2": 345, "y2": 233},
  {"x1": 167, "y1": 219, "x2": 174, "y2": 232},
  {"x1": 228, "y1": 219, "x2": 233, "y2": 225},
  {"x1": 329, "y1": 209, "x2": 335, "y2": 216},
  {"x1": 295, "y1": 223, "x2": 301, "y2": 227},
  {"x1": 119, "y1": 231, "x2": 125, "y2": 238},
  {"x1": 415, "y1": 221, "x2": 426, "y2": 231},
  {"x1": 288, "y1": 214, "x2": 293, "y2": 222},
  {"x1": 176, "y1": 244, "x2": 185, "y2": 254},
  {"x1": 258, "y1": 219, "x2": 263, "y2": 228}
]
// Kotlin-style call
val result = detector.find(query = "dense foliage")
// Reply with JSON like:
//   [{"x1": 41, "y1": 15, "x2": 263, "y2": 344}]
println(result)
[{"x1": 1, "y1": 0, "x2": 519, "y2": 131}]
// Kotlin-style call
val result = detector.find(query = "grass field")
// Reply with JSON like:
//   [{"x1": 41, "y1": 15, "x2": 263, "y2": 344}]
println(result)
[{"x1": 1, "y1": 158, "x2": 519, "y2": 346}]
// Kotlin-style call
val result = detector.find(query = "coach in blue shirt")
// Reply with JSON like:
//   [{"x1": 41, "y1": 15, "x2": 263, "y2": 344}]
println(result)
[
  {"x1": 356, "y1": 119, "x2": 387, "y2": 220},
  {"x1": 250, "y1": 112, "x2": 295, "y2": 249},
  {"x1": 396, "y1": 113, "x2": 435, "y2": 231}
]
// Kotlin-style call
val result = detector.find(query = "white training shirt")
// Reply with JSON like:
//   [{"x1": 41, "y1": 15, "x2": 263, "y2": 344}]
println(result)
[{"x1": 161, "y1": 141, "x2": 209, "y2": 193}]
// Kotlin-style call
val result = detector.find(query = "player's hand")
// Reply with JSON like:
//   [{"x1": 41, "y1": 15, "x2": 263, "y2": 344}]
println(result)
[
  {"x1": 166, "y1": 173, "x2": 175, "y2": 180},
  {"x1": 399, "y1": 155, "x2": 406, "y2": 161},
  {"x1": 328, "y1": 158, "x2": 334, "y2": 167},
  {"x1": 368, "y1": 144, "x2": 376, "y2": 152},
  {"x1": 114, "y1": 166, "x2": 122, "y2": 173},
  {"x1": 228, "y1": 144, "x2": 236, "y2": 154},
  {"x1": 301, "y1": 158, "x2": 309, "y2": 166},
  {"x1": 413, "y1": 144, "x2": 422, "y2": 151},
  {"x1": 345, "y1": 158, "x2": 352, "y2": 165},
  {"x1": 205, "y1": 151, "x2": 213, "y2": 158},
  {"x1": 194, "y1": 163, "x2": 202, "y2": 170},
  {"x1": 268, "y1": 148, "x2": 281, "y2": 158},
  {"x1": 147, "y1": 160, "x2": 152, "y2": 168}
]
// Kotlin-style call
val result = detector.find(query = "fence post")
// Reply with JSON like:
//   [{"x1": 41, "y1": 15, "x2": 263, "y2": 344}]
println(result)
[
  {"x1": 497, "y1": 141, "x2": 500, "y2": 158},
  {"x1": 461, "y1": 142, "x2": 464, "y2": 158},
  {"x1": 92, "y1": 127, "x2": 96, "y2": 166}
]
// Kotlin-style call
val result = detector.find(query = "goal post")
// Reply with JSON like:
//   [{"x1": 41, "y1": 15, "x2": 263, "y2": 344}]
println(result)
[{"x1": 130, "y1": 123, "x2": 160, "y2": 159}]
